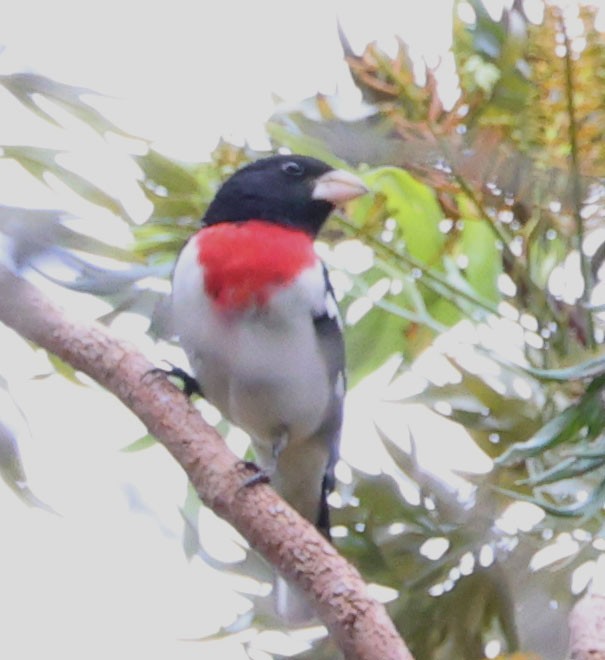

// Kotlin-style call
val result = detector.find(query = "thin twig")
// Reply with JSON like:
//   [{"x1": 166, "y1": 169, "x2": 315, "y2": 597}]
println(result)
[
  {"x1": 334, "y1": 214, "x2": 501, "y2": 317},
  {"x1": 560, "y1": 11, "x2": 596, "y2": 349}
]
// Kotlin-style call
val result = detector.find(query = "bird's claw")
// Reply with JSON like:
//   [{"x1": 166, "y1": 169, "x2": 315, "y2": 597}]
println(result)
[
  {"x1": 238, "y1": 460, "x2": 271, "y2": 488},
  {"x1": 144, "y1": 362, "x2": 203, "y2": 398}
]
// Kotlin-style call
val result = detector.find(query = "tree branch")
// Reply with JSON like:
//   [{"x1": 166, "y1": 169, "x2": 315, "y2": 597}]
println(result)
[
  {"x1": 560, "y1": 10, "x2": 596, "y2": 350},
  {"x1": 569, "y1": 594, "x2": 605, "y2": 659},
  {"x1": 569, "y1": 555, "x2": 605, "y2": 660},
  {"x1": 0, "y1": 265, "x2": 413, "y2": 660}
]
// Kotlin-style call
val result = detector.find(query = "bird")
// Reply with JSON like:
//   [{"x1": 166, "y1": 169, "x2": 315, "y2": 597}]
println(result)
[{"x1": 170, "y1": 154, "x2": 368, "y2": 622}]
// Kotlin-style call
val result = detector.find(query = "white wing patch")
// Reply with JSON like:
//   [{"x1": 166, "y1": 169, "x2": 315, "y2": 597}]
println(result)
[
  {"x1": 324, "y1": 289, "x2": 343, "y2": 330},
  {"x1": 324, "y1": 289, "x2": 339, "y2": 319},
  {"x1": 293, "y1": 260, "x2": 330, "y2": 317}
]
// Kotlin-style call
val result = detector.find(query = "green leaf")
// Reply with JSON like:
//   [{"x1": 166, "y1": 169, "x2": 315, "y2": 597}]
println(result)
[
  {"x1": 468, "y1": 0, "x2": 507, "y2": 60},
  {"x1": 519, "y1": 456, "x2": 605, "y2": 486},
  {"x1": 136, "y1": 149, "x2": 201, "y2": 195},
  {"x1": 0, "y1": 72, "x2": 138, "y2": 138},
  {"x1": 45, "y1": 352, "x2": 84, "y2": 384},
  {"x1": 345, "y1": 304, "x2": 405, "y2": 387},
  {"x1": 569, "y1": 437, "x2": 605, "y2": 459},
  {"x1": 121, "y1": 434, "x2": 157, "y2": 452},
  {"x1": 334, "y1": 214, "x2": 501, "y2": 318},
  {"x1": 461, "y1": 0, "x2": 532, "y2": 113},
  {"x1": 459, "y1": 218, "x2": 502, "y2": 302},
  {"x1": 502, "y1": 352, "x2": 605, "y2": 382},
  {"x1": 141, "y1": 188, "x2": 203, "y2": 221},
  {"x1": 2, "y1": 146, "x2": 129, "y2": 218},
  {"x1": 354, "y1": 473, "x2": 426, "y2": 533},
  {"x1": 494, "y1": 477, "x2": 605, "y2": 518},
  {"x1": 495, "y1": 406, "x2": 582, "y2": 465},
  {"x1": 424, "y1": 295, "x2": 461, "y2": 331},
  {"x1": 59, "y1": 226, "x2": 139, "y2": 262},
  {"x1": 364, "y1": 167, "x2": 444, "y2": 264},
  {"x1": 53, "y1": 169, "x2": 130, "y2": 219},
  {"x1": 496, "y1": 377, "x2": 605, "y2": 465},
  {"x1": 529, "y1": 230, "x2": 566, "y2": 288}
]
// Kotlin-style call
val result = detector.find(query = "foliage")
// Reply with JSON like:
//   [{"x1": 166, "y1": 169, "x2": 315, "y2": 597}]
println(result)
[{"x1": 1, "y1": 2, "x2": 605, "y2": 659}]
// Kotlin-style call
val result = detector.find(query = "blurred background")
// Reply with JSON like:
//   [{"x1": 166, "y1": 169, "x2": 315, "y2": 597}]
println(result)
[{"x1": 1, "y1": 1, "x2": 605, "y2": 658}]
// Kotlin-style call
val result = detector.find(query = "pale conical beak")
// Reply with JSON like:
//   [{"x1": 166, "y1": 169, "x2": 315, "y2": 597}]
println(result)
[{"x1": 312, "y1": 169, "x2": 369, "y2": 205}]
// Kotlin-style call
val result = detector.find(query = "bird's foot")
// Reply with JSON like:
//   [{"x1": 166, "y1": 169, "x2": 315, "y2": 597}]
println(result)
[
  {"x1": 238, "y1": 460, "x2": 271, "y2": 488},
  {"x1": 144, "y1": 362, "x2": 203, "y2": 398}
]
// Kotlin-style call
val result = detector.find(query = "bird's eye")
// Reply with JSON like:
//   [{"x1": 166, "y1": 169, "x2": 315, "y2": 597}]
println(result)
[{"x1": 281, "y1": 161, "x2": 305, "y2": 176}]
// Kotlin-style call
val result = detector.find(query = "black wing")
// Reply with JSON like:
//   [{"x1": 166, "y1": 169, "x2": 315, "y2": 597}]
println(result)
[{"x1": 312, "y1": 265, "x2": 346, "y2": 539}]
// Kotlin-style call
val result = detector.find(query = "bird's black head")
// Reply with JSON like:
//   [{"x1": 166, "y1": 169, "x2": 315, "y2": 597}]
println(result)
[{"x1": 202, "y1": 154, "x2": 367, "y2": 236}]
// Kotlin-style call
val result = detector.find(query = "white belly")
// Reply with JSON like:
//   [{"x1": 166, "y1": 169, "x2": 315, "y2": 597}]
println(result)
[{"x1": 172, "y1": 238, "x2": 331, "y2": 444}]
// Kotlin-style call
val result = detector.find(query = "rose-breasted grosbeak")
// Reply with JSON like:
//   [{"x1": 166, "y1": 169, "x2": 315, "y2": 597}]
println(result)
[{"x1": 171, "y1": 154, "x2": 368, "y2": 621}]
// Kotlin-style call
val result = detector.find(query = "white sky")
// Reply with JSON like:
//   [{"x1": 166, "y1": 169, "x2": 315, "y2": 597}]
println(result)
[{"x1": 0, "y1": 0, "x2": 454, "y2": 159}]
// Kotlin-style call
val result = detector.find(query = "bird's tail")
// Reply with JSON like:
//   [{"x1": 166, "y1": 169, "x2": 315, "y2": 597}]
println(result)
[
  {"x1": 268, "y1": 438, "x2": 336, "y2": 624},
  {"x1": 274, "y1": 573, "x2": 314, "y2": 625}
]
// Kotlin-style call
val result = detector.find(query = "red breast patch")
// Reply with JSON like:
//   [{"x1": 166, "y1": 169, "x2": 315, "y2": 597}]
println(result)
[{"x1": 196, "y1": 220, "x2": 316, "y2": 310}]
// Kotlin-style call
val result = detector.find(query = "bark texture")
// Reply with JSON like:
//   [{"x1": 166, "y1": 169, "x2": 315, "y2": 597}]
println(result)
[
  {"x1": 569, "y1": 556, "x2": 605, "y2": 660},
  {"x1": 569, "y1": 594, "x2": 605, "y2": 660},
  {"x1": 0, "y1": 265, "x2": 413, "y2": 660}
]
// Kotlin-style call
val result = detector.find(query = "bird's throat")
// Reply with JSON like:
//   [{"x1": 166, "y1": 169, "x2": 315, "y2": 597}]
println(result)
[{"x1": 196, "y1": 220, "x2": 316, "y2": 310}]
